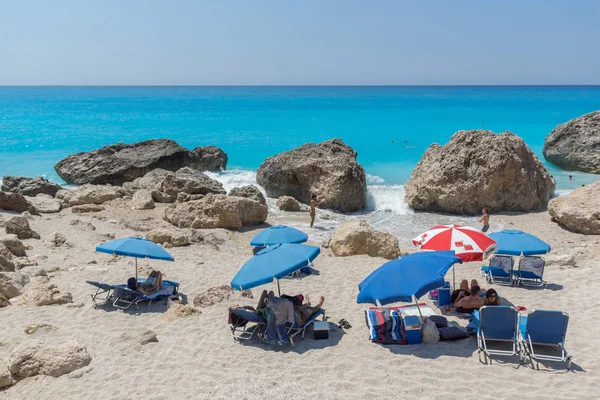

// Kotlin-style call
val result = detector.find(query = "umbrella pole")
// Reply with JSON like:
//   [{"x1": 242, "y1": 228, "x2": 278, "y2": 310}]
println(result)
[
  {"x1": 452, "y1": 265, "x2": 456, "y2": 291},
  {"x1": 277, "y1": 279, "x2": 281, "y2": 296},
  {"x1": 135, "y1": 258, "x2": 138, "y2": 282},
  {"x1": 413, "y1": 295, "x2": 424, "y2": 322}
]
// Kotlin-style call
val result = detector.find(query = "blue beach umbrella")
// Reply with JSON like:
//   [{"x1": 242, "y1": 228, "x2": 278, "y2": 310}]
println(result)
[
  {"x1": 231, "y1": 243, "x2": 320, "y2": 294},
  {"x1": 488, "y1": 230, "x2": 551, "y2": 256},
  {"x1": 357, "y1": 251, "x2": 463, "y2": 308},
  {"x1": 250, "y1": 225, "x2": 308, "y2": 247},
  {"x1": 96, "y1": 237, "x2": 175, "y2": 280}
]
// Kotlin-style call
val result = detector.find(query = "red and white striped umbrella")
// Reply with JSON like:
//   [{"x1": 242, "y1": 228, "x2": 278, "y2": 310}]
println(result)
[{"x1": 412, "y1": 224, "x2": 497, "y2": 262}]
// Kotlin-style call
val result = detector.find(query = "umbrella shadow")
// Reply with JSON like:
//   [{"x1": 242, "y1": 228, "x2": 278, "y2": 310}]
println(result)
[
  {"x1": 237, "y1": 223, "x2": 273, "y2": 233},
  {"x1": 380, "y1": 336, "x2": 477, "y2": 359},
  {"x1": 92, "y1": 293, "x2": 188, "y2": 315},
  {"x1": 235, "y1": 322, "x2": 344, "y2": 354}
]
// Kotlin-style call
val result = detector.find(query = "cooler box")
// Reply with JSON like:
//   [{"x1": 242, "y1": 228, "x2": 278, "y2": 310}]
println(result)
[
  {"x1": 437, "y1": 287, "x2": 451, "y2": 307},
  {"x1": 404, "y1": 315, "x2": 421, "y2": 345},
  {"x1": 313, "y1": 321, "x2": 329, "y2": 340}
]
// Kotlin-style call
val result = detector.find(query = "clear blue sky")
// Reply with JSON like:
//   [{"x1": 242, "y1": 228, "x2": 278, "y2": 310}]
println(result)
[{"x1": 1, "y1": 0, "x2": 599, "y2": 85}]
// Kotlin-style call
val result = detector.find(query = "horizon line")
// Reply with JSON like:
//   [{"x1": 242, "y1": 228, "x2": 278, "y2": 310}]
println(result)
[{"x1": 1, "y1": 84, "x2": 600, "y2": 88}]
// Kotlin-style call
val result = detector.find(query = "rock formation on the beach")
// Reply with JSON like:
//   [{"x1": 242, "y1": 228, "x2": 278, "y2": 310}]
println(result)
[
  {"x1": 1, "y1": 176, "x2": 63, "y2": 197},
  {"x1": 63, "y1": 184, "x2": 126, "y2": 206},
  {"x1": 0, "y1": 248, "x2": 15, "y2": 272},
  {"x1": 8, "y1": 341, "x2": 92, "y2": 379},
  {"x1": 163, "y1": 303, "x2": 201, "y2": 322},
  {"x1": 54, "y1": 139, "x2": 228, "y2": 185},
  {"x1": 130, "y1": 190, "x2": 155, "y2": 210},
  {"x1": 145, "y1": 228, "x2": 190, "y2": 247},
  {"x1": 111, "y1": 329, "x2": 159, "y2": 347},
  {"x1": 0, "y1": 360, "x2": 12, "y2": 388},
  {"x1": 71, "y1": 204, "x2": 105, "y2": 213},
  {"x1": 276, "y1": 195, "x2": 301, "y2": 211},
  {"x1": 44, "y1": 232, "x2": 70, "y2": 248},
  {"x1": 0, "y1": 192, "x2": 38, "y2": 215},
  {"x1": 1, "y1": 237, "x2": 27, "y2": 257},
  {"x1": 257, "y1": 139, "x2": 367, "y2": 213},
  {"x1": 543, "y1": 111, "x2": 600, "y2": 173},
  {"x1": 5, "y1": 217, "x2": 40, "y2": 240},
  {"x1": 164, "y1": 194, "x2": 268, "y2": 229},
  {"x1": 228, "y1": 185, "x2": 266, "y2": 206},
  {"x1": 548, "y1": 181, "x2": 600, "y2": 234},
  {"x1": 404, "y1": 130, "x2": 555, "y2": 215},
  {"x1": 0, "y1": 272, "x2": 27, "y2": 299},
  {"x1": 189, "y1": 229, "x2": 229, "y2": 249},
  {"x1": 123, "y1": 167, "x2": 225, "y2": 203},
  {"x1": 25, "y1": 194, "x2": 62, "y2": 214},
  {"x1": 329, "y1": 220, "x2": 401, "y2": 259},
  {"x1": 193, "y1": 285, "x2": 233, "y2": 308},
  {"x1": 19, "y1": 283, "x2": 73, "y2": 306}
]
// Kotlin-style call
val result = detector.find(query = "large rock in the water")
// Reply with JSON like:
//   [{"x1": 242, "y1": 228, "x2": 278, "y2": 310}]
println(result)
[
  {"x1": 54, "y1": 139, "x2": 228, "y2": 185},
  {"x1": 1, "y1": 176, "x2": 62, "y2": 197},
  {"x1": 0, "y1": 192, "x2": 38, "y2": 215},
  {"x1": 228, "y1": 185, "x2": 266, "y2": 205},
  {"x1": 543, "y1": 111, "x2": 600, "y2": 173},
  {"x1": 329, "y1": 220, "x2": 401, "y2": 259},
  {"x1": 164, "y1": 194, "x2": 268, "y2": 229},
  {"x1": 257, "y1": 139, "x2": 367, "y2": 213},
  {"x1": 404, "y1": 131, "x2": 555, "y2": 215},
  {"x1": 123, "y1": 168, "x2": 225, "y2": 202},
  {"x1": 548, "y1": 182, "x2": 600, "y2": 234},
  {"x1": 9, "y1": 341, "x2": 91, "y2": 379}
]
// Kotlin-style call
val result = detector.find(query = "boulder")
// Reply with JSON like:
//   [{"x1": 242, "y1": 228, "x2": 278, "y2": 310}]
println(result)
[
  {"x1": 0, "y1": 359, "x2": 12, "y2": 388},
  {"x1": 54, "y1": 139, "x2": 227, "y2": 185},
  {"x1": 0, "y1": 272, "x2": 24, "y2": 299},
  {"x1": 44, "y1": 232, "x2": 70, "y2": 248},
  {"x1": 228, "y1": 185, "x2": 267, "y2": 206},
  {"x1": 0, "y1": 293, "x2": 9, "y2": 308},
  {"x1": 1, "y1": 176, "x2": 62, "y2": 197},
  {"x1": 164, "y1": 194, "x2": 268, "y2": 229},
  {"x1": 193, "y1": 285, "x2": 234, "y2": 308},
  {"x1": 19, "y1": 283, "x2": 73, "y2": 306},
  {"x1": 123, "y1": 168, "x2": 225, "y2": 201},
  {"x1": 276, "y1": 195, "x2": 301, "y2": 211},
  {"x1": 404, "y1": 130, "x2": 555, "y2": 215},
  {"x1": 5, "y1": 217, "x2": 40, "y2": 240},
  {"x1": 131, "y1": 190, "x2": 155, "y2": 210},
  {"x1": 545, "y1": 253, "x2": 577, "y2": 267},
  {"x1": 1, "y1": 237, "x2": 27, "y2": 256},
  {"x1": 257, "y1": 139, "x2": 367, "y2": 213},
  {"x1": 0, "y1": 254, "x2": 15, "y2": 272},
  {"x1": 71, "y1": 204, "x2": 105, "y2": 213},
  {"x1": 69, "y1": 219, "x2": 96, "y2": 230},
  {"x1": 0, "y1": 191, "x2": 38, "y2": 215},
  {"x1": 548, "y1": 182, "x2": 600, "y2": 234},
  {"x1": 543, "y1": 111, "x2": 600, "y2": 173},
  {"x1": 145, "y1": 228, "x2": 190, "y2": 247},
  {"x1": 9, "y1": 341, "x2": 92, "y2": 379},
  {"x1": 67, "y1": 184, "x2": 125, "y2": 206},
  {"x1": 25, "y1": 194, "x2": 62, "y2": 213},
  {"x1": 329, "y1": 220, "x2": 401, "y2": 260}
]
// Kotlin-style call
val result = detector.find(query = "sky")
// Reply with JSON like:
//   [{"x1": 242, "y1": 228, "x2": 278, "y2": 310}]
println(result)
[{"x1": 0, "y1": 0, "x2": 599, "y2": 85}]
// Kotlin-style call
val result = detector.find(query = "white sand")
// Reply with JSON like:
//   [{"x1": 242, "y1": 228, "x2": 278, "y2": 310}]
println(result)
[{"x1": 1, "y1": 200, "x2": 599, "y2": 400}]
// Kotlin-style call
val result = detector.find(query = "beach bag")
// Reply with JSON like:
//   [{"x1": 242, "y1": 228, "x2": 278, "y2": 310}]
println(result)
[{"x1": 421, "y1": 318, "x2": 440, "y2": 344}]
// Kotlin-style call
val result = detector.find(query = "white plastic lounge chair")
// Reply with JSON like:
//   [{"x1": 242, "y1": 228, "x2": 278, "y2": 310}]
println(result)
[
  {"x1": 519, "y1": 310, "x2": 571, "y2": 369},
  {"x1": 515, "y1": 256, "x2": 547, "y2": 288}
]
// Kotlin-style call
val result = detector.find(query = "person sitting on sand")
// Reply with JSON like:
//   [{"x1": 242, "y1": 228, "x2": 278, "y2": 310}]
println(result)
[
  {"x1": 310, "y1": 194, "x2": 326, "y2": 228},
  {"x1": 453, "y1": 279, "x2": 485, "y2": 310},
  {"x1": 137, "y1": 270, "x2": 163, "y2": 294},
  {"x1": 478, "y1": 208, "x2": 490, "y2": 232}
]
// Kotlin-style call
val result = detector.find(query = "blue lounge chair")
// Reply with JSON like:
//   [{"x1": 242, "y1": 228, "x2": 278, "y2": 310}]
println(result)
[
  {"x1": 515, "y1": 256, "x2": 547, "y2": 288},
  {"x1": 477, "y1": 306, "x2": 519, "y2": 362},
  {"x1": 519, "y1": 310, "x2": 571, "y2": 369},
  {"x1": 286, "y1": 308, "x2": 326, "y2": 346},
  {"x1": 229, "y1": 307, "x2": 267, "y2": 341},
  {"x1": 112, "y1": 279, "x2": 179, "y2": 309},
  {"x1": 481, "y1": 255, "x2": 515, "y2": 286},
  {"x1": 86, "y1": 281, "x2": 115, "y2": 305}
]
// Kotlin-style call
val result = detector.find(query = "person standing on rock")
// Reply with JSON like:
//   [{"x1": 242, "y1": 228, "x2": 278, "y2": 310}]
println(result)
[
  {"x1": 310, "y1": 194, "x2": 325, "y2": 228},
  {"x1": 478, "y1": 208, "x2": 490, "y2": 233}
]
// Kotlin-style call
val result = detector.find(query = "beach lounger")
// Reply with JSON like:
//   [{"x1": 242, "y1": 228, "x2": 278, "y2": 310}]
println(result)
[
  {"x1": 477, "y1": 306, "x2": 519, "y2": 362},
  {"x1": 519, "y1": 310, "x2": 571, "y2": 369},
  {"x1": 286, "y1": 308, "x2": 326, "y2": 346},
  {"x1": 111, "y1": 279, "x2": 179, "y2": 309},
  {"x1": 86, "y1": 280, "x2": 115, "y2": 306},
  {"x1": 515, "y1": 256, "x2": 547, "y2": 288},
  {"x1": 481, "y1": 255, "x2": 515, "y2": 286},
  {"x1": 229, "y1": 307, "x2": 267, "y2": 341}
]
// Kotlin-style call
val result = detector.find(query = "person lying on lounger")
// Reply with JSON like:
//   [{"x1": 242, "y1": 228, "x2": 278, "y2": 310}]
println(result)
[
  {"x1": 137, "y1": 270, "x2": 163, "y2": 294},
  {"x1": 453, "y1": 279, "x2": 485, "y2": 310}
]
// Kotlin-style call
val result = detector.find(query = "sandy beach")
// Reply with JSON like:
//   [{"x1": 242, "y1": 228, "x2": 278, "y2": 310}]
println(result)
[{"x1": 1, "y1": 198, "x2": 599, "y2": 400}]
